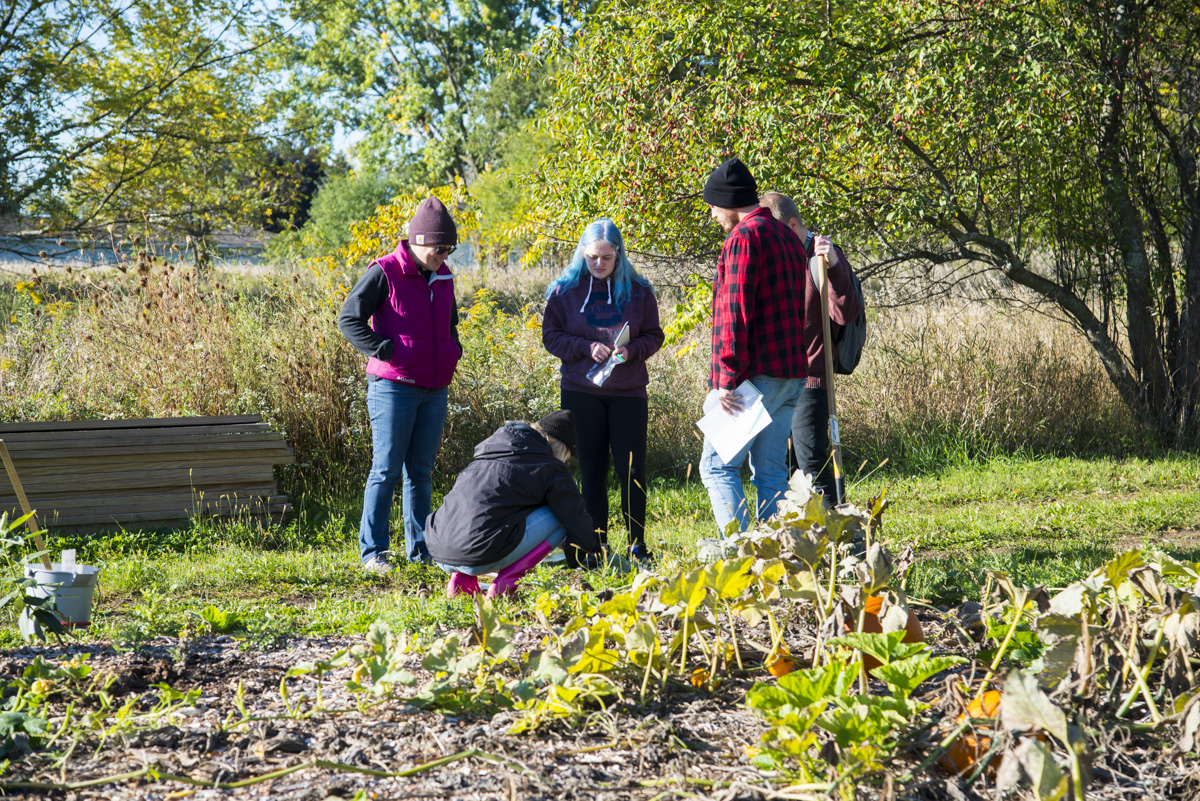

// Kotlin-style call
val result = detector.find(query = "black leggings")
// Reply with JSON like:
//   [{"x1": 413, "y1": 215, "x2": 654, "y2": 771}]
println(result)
[{"x1": 560, "y1": 389, "x2": 648, "y2": 548}]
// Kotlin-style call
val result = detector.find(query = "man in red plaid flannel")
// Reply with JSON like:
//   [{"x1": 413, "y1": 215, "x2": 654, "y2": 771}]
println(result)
[{"x1": 699, "y1": 157, "x2": 808, "y2": 536}]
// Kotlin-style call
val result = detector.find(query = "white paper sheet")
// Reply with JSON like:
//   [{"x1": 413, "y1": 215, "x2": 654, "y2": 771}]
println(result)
[{"x1": 695, "y1": 380, "x2": 772, "y2": 462}]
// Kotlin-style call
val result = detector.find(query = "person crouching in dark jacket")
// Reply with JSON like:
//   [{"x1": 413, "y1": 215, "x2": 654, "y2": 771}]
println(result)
[{"x1": 425, "y1": 410, "x2": 602, "y2": 599}]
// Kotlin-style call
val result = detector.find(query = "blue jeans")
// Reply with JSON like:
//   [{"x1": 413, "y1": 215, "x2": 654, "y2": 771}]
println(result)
[
  {"x1": 700, "y1": 375, "x2": 804, "y2": 535},
  {"x1": 358, "y1": 379, "x2": 448, "y2": 563},
  {"x1": 435, "y1": 506, "x2": 567, "y2": 576}
]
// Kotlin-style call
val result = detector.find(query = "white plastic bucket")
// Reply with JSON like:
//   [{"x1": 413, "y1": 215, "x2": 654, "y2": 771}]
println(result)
[{"x1": 24, "y1": 563, "x2": 101, "y2": 627}]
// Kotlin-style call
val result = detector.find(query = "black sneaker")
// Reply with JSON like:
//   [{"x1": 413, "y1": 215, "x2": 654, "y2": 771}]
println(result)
[{"x1": 629, "y1": 543, "x2": 656, "y2": 566}]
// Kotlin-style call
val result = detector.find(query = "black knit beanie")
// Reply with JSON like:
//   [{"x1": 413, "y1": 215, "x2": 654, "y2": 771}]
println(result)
[
  {"x1": 407, "y1": 197, "x2": 458, "y2": 246},
  {"x1": 703, "y1": 157, "x2": 759, "y2": 208},
  {"x1": 536, "y1": 410, "x2": 577, "y2": 455}
]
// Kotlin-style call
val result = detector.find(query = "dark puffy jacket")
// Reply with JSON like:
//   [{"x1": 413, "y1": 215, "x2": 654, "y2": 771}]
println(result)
[{"x1": 425, "y1": 423, "x2": 599, "y2": 567}]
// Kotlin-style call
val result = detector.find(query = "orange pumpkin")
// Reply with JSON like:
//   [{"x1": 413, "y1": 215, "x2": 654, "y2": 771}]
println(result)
[
  {"x1": 939, "y1": 690, "x2": 1014, "y2": 775},
  {"x1": 966, "y1": 690, "x2": 1003, "y2": 719},
  {"x1": 766, "y1": 643, "x2": 796, "y2": 677},
  {"x1": 851, "y1": 595, "x2": 926, "y2": 671}
]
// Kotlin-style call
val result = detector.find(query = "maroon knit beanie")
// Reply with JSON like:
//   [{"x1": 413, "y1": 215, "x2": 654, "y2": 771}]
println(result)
[{"x1": 407, "y1": 197, "x2": 458, "y2": 246}]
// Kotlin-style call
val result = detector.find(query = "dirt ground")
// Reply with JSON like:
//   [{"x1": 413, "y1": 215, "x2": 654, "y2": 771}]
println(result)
[
  {"x1": 0, "y1": 617, "x2": 1196, "y2": 800},
  {"x1": 0, "y1": 635, "x2": 777, "y2": 801}
]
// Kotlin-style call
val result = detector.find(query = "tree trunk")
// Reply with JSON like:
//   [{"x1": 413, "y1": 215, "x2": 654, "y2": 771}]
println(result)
[
  {"x1": 1095, "y1": 5, "x2": 1173, "y2": 439},
  {"x1": 191, "y1": 235, "x2": 211, "y2": 282}
]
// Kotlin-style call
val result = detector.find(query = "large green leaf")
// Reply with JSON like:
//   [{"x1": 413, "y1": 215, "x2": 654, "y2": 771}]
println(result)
[{"x1": 871, "y1": 653, "x2": 966, "y2": 700}]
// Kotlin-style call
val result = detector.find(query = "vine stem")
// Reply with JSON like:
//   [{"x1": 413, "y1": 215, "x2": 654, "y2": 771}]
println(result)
[
  {"x1": 1113, "y1": 627, "x2": 1164, "y2": 722},
  {"x1": 971, "y1": 597, "x2": 1025, "y2": 707},
  {"x1": 0, "y1": 748, "x2": 505, "y2": 792},
  {"x1": 896, "y1": 719, "x2": 971, "y2": 783}
]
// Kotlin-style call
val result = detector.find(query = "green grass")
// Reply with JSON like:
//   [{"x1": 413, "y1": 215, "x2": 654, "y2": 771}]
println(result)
[
  {"x1": 4, "y1": 453, "x2": 1198, "y2": 649},
  {"x1": 854, "y1": 454, "x2": 1200, "y2": 602}
]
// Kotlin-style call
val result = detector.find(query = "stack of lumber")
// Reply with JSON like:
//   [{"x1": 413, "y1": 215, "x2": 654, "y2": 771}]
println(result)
[{"x1": 0, "y1": 415, "x2": 294, "y2": 530}]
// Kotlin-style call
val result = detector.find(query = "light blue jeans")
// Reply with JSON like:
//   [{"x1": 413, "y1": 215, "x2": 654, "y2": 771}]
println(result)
[
  {"x1": 358, "y1": 379, "x2": 448, "y2": 564},
  {"x1": 436, "y1": 506, "x2": 567, "y2": 576},
  {"x1": 699, "y1": 375, "x2": 804, "y2": 535}
]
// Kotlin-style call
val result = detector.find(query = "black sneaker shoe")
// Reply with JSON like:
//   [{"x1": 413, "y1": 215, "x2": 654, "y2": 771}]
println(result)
[{"x1": 629, "y1": 543, "x2": 656, "y2": 566}]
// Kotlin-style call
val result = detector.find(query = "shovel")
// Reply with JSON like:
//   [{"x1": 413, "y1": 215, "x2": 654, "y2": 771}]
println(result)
[{"x1": 810, "y1": 254, "x2": 845, "y2": 505}]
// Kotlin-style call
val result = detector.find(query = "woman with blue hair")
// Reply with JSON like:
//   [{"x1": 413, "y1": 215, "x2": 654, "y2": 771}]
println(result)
[{"x1": 542, "y1": 219, "x2": 664, "y2": 564}]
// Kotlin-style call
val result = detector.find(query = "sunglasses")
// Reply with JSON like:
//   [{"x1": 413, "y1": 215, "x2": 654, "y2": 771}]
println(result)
[{"x1": 434, "y1": 245, "x2": 457, "y2": 256}]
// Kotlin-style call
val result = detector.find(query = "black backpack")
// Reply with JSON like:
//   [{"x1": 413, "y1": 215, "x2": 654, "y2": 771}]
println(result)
[{"x1": 806, "y1": 236, "x2": 867, "y2": 375}]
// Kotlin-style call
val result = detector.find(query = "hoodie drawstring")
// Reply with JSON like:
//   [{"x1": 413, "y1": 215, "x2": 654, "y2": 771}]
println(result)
[
  {"x1": 579, "y1": 274, "x2": 613, "y2": 313},
  {"x1": 580, "y1": 275, "x2": 593, "y2": 313}
]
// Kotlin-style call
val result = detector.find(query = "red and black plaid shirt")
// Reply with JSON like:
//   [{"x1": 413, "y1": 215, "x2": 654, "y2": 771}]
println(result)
[{"x1": 710, "y1": 207, "x2": 807, "y2": 390}]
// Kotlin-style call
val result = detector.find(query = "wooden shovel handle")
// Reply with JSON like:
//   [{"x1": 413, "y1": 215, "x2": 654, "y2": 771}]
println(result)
[
  {"x1": 814, "y1": 255, "x2": 845, "y2": 504},
  {"x1": 0, "y1": 440, "x2": 54, "y2": 570}
]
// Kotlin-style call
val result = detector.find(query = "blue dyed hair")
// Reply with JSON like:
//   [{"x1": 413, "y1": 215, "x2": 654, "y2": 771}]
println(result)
[{"x1": 545, "y1": 219, "x2": 652, "y2": 308}]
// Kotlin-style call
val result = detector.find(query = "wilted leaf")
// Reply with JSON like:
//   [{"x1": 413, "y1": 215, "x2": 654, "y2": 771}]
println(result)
[
  {"x1": 598, "y1": 592, "x2": 638, "y2": 617},
  {"x1": 1047, "y1": 583, "x2": 1088, "y2": 617},
  {"x1": 1005, "y1": 738, "x2": 1069, "y2": 801},
  {"x1": 855, "y1": 543, "x2": 894, "y2": 594},
  {"x1": 624, "y1": 620, "x2": 660, "y2": 655},
  {"x1": 1001, "y1": 671, "x2": 1069, "y2": 744},
  {"x1": 709, "y1": 557, "x2": 755, "y2": 600},
  {"x1": 1100, "y1": 549, "x2": 1144, "y2": 591},
  {"x1": 1178, "y1": 694, "x2": 1200, "y2": 753}
]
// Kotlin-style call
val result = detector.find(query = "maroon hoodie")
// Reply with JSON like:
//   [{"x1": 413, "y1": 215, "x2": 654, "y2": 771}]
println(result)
[
  {"x1": 542, "y1": 278, "x2": 664, "y2": 399},
  {"x1": 803, "y1": 238, "x2": 861, "y2": 389}
]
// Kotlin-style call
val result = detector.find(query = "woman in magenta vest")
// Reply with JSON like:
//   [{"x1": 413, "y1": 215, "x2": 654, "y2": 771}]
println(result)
[{"x1": 338, "y1": 197, "x2": 463, "y2": 572}]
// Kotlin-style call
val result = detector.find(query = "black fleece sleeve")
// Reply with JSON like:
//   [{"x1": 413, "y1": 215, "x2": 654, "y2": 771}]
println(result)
[
  {"x1": 542, "y1": 463, "x2": 600, "y2": 562},
  {"x1": 338, "y1": 264, "x2": 393, "y2": 360}
]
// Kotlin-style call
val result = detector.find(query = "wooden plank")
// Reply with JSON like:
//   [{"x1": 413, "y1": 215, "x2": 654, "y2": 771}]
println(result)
[
  {"x1": 0, "y1": 431, "x2": 287, "y2": 452},
  {"x1": 0, "y1": 415, "x2": 263, "y2": 434},
  {"x1": 24, "y1": 496, "x2": 290, "y2": 527},
  {"x1": 0, "y1": 441, "x2": 54, "y2": 569},
  {"x1": 0, "y1": 423, "x2": 274, "y2": 443},
  {"x1": 23, "y1": 494, "x2": 290, "y2": 525},
  {"x1": 1, "y1": 441, "x2": 295, "y2": 459},
  {"x1": 1, "y1": 455, "x2": 295, "y2": 477},
  {"x1": 0, "y1": 465, "x2": 276, "y2": 496},
  {"x1": 0, "y1": 481, "x2": 281, "y2": 507},
  {"x1": 0, "y1": 486, "x2": 282, "y2": 515}
]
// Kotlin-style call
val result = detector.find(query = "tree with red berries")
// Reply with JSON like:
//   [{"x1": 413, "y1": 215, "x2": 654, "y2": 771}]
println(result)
[{"x1": 532, "y1": 0, "x2": 1200, "y2": 444}]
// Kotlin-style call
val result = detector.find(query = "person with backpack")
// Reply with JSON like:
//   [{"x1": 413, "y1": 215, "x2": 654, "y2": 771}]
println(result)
[{"x1": 760, "y1": 192, "x2": 864, "y2": 504}]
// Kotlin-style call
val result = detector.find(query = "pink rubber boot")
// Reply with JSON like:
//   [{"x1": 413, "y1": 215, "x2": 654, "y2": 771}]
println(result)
[
  {"x1": 446, "y1": 572, "x2": 480, "y2": 598},
  {"x1": 486, "y1": 540, "x2": 554, "y2": 599}
]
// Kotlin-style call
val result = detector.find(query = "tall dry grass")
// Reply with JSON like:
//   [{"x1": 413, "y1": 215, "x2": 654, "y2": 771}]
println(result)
[
  {"x1": 839, "y1": 304, "x2": 1137, "y2": 470},
  {"x1": 0, "y1": 259, "x2": 1141, "y2": 496}
]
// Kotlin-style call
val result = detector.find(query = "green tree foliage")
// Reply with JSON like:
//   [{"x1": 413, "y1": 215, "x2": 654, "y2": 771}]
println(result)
[
  {"x1": 276, "y1": 167, "x2": 400, "y2": 256},
  {"x1": 534, "y1": 0, "x2": 1200, "y2": 443},
  {"x1": 1, "y1": 0, "x2": 296, "y2": 267},
  {"x1": 256, "y1": 142, "x2": 328, "y2": 234},
  {"x1": 282, "y1": 0, "x2": 566, "y2": 184}
]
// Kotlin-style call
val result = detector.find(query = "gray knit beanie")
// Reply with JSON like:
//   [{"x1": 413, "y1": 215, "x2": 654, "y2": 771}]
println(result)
[
  {"x1": 703, "y1": 157, "x2": 759, "y2": 208},
  {"x1": 407, "y1": 197, "x2": 458, "y2": 246}
]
